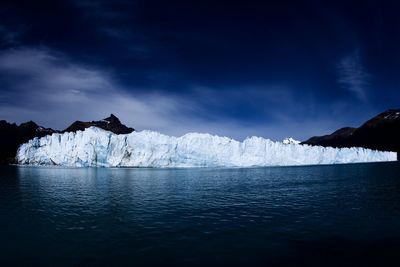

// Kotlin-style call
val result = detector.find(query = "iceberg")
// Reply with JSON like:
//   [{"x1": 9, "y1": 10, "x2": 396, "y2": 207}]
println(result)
[{"x1": 16, "y1": 127, "x2": 397, "y2": 167}]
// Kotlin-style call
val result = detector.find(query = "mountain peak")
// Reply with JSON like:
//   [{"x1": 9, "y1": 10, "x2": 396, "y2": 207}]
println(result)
[
  {"x1": 64, "y1": 114, "x2": 134, "y2": 134},
  {"x1": 104, "y1": 114, "x2": 120, "y2": 124},
  {"x1": 19, "y1": 120, "x2": 39, "y2": 129}
]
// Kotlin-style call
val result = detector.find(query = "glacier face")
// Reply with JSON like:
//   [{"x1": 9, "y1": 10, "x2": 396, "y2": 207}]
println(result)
[{"x1": 16, "y1": 127, "x2": 397, "y2": 167}]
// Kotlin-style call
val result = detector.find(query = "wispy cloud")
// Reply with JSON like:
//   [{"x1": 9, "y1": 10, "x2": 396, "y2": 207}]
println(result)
[
  {"x1": 0, "y1": 47, "x2": 180, "y2": 131},
  {"x1": 0, "y1": 25, "x2": 20, "y2": 46},
  {"x1": 71, "y1": 0, "x2": 130, "y2": 20},
  {"x1": 337, "y1": 50, "x2": 370, "y2": 102}
]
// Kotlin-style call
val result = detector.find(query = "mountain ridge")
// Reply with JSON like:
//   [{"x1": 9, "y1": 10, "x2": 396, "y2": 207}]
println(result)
[{"x1": 302, "y1": 109, "x2": 400, "y2": 159}]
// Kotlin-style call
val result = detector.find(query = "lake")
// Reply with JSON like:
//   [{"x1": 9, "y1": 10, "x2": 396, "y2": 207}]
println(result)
[{"x1": 1, "y1": 162, "x2": 400, "y2": 266}]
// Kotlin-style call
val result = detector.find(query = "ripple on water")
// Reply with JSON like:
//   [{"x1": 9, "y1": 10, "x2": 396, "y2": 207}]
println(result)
[{"x1": 0, "y1": 162, "x2": 400, "y2": 266}]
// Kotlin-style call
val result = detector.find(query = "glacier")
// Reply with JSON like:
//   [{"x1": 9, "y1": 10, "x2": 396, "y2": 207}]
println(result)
[{"x1": 16, "y1": 127, "x2": 397, "y2": 167}]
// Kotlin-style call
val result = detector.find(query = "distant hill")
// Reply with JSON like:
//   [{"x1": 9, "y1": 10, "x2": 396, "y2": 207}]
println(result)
[
  {"x1": 303, "y1": 109, "x2": 400, "y2": 159},
  {"x1": 0, "y1": 114, "x2": 134, "y2": 164}
]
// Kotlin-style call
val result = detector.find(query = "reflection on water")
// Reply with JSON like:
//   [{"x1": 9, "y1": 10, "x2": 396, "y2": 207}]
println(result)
[{"x1": 1, "y1": 162, "x2": 400, "y2": 266}]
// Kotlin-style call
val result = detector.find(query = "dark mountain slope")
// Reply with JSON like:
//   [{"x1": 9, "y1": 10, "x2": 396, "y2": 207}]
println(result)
[
  {"x1": 0, "y1": 120, "x2": 56, "y2": 163},
  {"x1": 305, "y1": 127, "x2": 356, "y2": 147},
  {"x1": 303, "y1": 109, "x2": 400, "y2": 159}
]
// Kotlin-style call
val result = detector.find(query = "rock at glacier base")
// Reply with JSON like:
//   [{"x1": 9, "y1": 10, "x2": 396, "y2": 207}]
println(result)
[{"x1": 16, "y1": 127, "x2": 397, "y2": 167}]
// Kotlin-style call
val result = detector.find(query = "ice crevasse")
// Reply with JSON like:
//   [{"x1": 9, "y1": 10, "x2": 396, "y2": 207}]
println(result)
[{"x1": 16, "y1": 127, "x2": 397, "y2": 167}]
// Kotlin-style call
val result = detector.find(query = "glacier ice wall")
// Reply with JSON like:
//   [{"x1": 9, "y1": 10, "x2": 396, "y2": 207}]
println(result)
[{"x1": 16, "y1": 127, "x2": 397, "y2": 167}]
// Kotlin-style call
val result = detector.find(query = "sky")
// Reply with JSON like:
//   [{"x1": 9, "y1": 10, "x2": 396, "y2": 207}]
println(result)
[{"x1": 0, "y1": 0, "x2": 399, "y2": 141}]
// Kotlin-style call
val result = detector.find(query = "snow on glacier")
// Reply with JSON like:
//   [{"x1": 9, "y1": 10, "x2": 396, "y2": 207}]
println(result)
[
  {"x1": 282, "y1": 137, "x2": 301, "y2": 145},
  {"x1": 16, "y1": 127, "x2": 397, "y2": 167}
]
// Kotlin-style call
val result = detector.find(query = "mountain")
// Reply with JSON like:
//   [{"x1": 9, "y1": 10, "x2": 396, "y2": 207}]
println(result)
[
  {"x1": 0, "y1": 120, "x2": 56, "y2": 163},
  {"x1": 0, "y1": 114, "x2": 134, "y2": 164},
  {"x1": 303, "y1": 109, "x2": 400, "y2": 159},
  {"x1": 63, "y1": 114, "x2": 134, "y2": 134},
  {"x1": 16, "y1": 127, "x2": 396, "y2": 167},
  {"x1": 304, "y1": 127, "x2": 356, "y2": 147}
]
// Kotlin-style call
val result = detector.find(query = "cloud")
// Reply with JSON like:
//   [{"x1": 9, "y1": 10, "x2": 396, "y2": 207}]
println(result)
[
  {"x1": 337, "y1": 50, "x2": 370, "y2": 102},
  {"x1": 70, "y1": 0, "x2": 132, "y2": 21},
  {"x1": 0, "y1": 47, "x2": 368, "y2": 141},
  {"x1": 0, "y1": 25, "x2": 20, "y2": 46},
  {"x1": 0, "y1": 48, "x2": 181, "y2": 130}
]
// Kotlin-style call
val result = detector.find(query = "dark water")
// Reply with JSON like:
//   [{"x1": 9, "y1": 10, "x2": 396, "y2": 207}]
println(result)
[{"x1": 1, "y1": 162, "x2": 400, "y2": 267}]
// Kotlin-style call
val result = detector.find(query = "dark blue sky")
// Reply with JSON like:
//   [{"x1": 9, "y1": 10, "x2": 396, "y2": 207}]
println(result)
[{"x1": 0, "y1": 0, "x2": 399, "y2": 140}]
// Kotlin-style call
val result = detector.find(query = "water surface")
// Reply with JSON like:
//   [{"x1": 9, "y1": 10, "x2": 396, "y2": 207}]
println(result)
[{"x1": 1, "y1": 162, "x2": 400, "y2": 266}]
